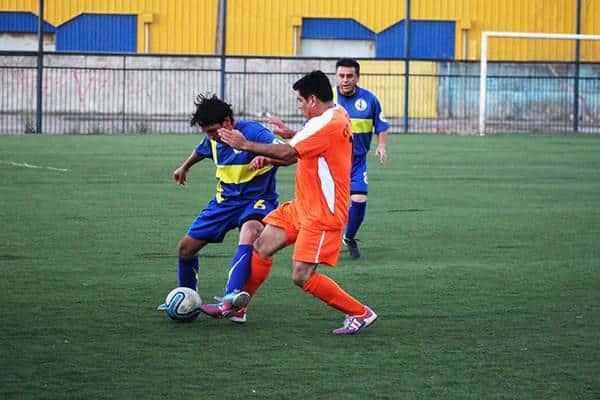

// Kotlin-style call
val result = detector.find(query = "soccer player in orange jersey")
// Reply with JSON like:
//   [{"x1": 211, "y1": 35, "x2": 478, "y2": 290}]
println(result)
[{"x1": 216, "y1": 70, "x2": 378, "y2": 335}]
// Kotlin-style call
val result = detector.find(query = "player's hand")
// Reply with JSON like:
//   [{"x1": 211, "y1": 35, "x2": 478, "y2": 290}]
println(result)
[
  {"x1": 173, "y1": 166, "x2": 188, "y2": 185},
  {"x1": 249, "y1": 156, "x2": 271, "y2": 170},
  {"x1": 218, "y1": 128, "x2": 247, "y2": 150},
  {"x1": 267, "y1": 116, "x2": 295, "y2": 139},
  {"x1": 375, "y1": 144, "x2": 387, "y2": 165}
]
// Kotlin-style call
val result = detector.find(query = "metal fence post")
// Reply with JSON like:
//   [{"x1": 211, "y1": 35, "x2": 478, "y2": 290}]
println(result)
[
  {"x1": 403, "y1": 0, "x2": 411, "y2": 133},
  {"x1": 35, "y1": 0, "x2": 44, "y2": 134},
  {"x1": 573, "y1": 0, "x2": 581, "y2": 133}
]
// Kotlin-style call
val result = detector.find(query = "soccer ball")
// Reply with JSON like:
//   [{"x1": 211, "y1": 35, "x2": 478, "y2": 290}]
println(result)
[{"x1": 164, "y1": 287, "x2": 202, "y2": 322}]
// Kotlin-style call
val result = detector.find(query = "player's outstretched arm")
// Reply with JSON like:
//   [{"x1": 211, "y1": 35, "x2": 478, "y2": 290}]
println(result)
[
  {"x1": 249, "y1": 155, "x2": 296, "y2": 170},
  {"x1": 173, "y1": 150, "x2": 204, "y2": 185},
  {"x1": 218, "y1": 128, "x2": 298, "y2": 165},
  {"x1": 267, "y1": 116, "x2": 296, "y2": 139}
]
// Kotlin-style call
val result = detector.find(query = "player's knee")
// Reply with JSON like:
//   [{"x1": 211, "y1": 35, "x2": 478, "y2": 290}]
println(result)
[
  {"x1": 351, "y1": 194, "x2": 367, "y2": 202},
  {"x1": 239, "y1": 220, "x2": 264, "y2": 244},
  {"x1": 253, "y1": 236, "x2": 271, "y2": 259},
  {"x1": 291, "y1": 264, "x2": 314, "y2": 287},
  {"x1": 177, "y1": 239, "x2": 198, "y2": 260}
]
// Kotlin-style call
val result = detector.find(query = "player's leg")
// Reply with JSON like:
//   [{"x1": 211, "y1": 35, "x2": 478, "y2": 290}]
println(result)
[
  {"x1": 223, "y1": 199, "x2": 278, "y2": 297},
  {"x1": 200, "y1": 200, "x2": 290, "y2": 321},
  {"x1": 200, "y1": 223, "x2": 289, "y2": 321},
  {"x1": 176, "y1": 235, "x2": 207, "y2": 290},
  {"x1": 294, "y1": 228, "x2": 378, "y2": 334},
  {"x1": 344, "y1": 155, "x2": 368, "y2": 258},
  {"x1": 205, "y1": 219, "x2": 263, "y2": 318},
  {"x1": 180, "y1": 198, "x2": 235, "y2": 290}
]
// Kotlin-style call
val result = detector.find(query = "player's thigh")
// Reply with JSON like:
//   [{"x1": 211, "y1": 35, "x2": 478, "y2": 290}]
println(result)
[
  {"x1": 187, "y1": 198, "x2": 241, "y2": 243},
  {"x1": 254, "y1": 224, "x2": 289, "y2": 258},
  {"x1": 350, "y1": 155, "x2": 369, "y2": 195},
  {"x1": 237, "y1": 198, "x2": 279, "y2": 245}
]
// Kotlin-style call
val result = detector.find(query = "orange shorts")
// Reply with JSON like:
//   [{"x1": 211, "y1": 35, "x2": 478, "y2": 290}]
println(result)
[{"x1": 263, "y1": 201, "x2": 343, "y2": 267}]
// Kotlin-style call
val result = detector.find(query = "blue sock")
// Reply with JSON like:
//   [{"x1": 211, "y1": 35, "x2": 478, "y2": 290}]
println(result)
[
  {"x1": 178, "y1": 256, "x2": 199, "y2": 290},
  {"x1": 345, "y1": 201, "x2": 367, "y2": 239},
  {"x1": 225, "y1": 244, "x2": 253, "y2": 294}
]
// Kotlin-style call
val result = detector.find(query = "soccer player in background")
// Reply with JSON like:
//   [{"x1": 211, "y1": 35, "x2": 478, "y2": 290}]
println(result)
[
  {"x1": 158, "y1": 94, "x2": 279, "y2": 323},
  {"x1": 269, "y1": 58, "x2": 390, "y2": 259},
  {"x1": 215, "y1": 71, "x2": 378, "y2": 335}
]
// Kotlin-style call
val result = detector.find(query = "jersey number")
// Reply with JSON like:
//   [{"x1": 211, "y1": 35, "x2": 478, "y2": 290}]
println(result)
[{"x1": 253, "y1": 200, "x2": 267, "y2": 210}]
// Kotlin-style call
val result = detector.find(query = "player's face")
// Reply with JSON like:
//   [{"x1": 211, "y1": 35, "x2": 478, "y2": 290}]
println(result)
[
  {"x1": 295, "y1": 91, "x2": 316, "y2": 119},
  {"x1": 336, "y1": 66, "x2": 359, "y2": 96},
  {"x1": 201, "y1": 117, "x2": 233, "y2": 141}
]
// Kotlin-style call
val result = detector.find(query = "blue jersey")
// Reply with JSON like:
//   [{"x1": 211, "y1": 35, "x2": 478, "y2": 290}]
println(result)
[
  {"x1": 335, "y1": 86, "x2": 390, "y2": 156},
  {"x1": 195, "y1": 120, "x2": 278, "y2": 202}
]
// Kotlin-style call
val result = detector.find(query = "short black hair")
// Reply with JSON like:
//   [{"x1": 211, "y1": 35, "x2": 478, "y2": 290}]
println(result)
[
  {"x1": 292, "y1": 70, "x2": 333, "y2": 103},
  {"x1": 336, "y1": 58, "x2": 361, "y2": 76},
  {"x1": 190, "y1": 93, "x2": 233, "y2": 127}
]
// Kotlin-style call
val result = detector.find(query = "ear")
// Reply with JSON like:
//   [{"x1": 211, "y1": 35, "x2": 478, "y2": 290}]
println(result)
[{"x1": 223, "y1": 116, "x2": 233, "y2": 129}]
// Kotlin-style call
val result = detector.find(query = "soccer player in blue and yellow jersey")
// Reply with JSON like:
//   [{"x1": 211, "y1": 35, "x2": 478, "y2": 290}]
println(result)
[
  {"x1": 334, "y1": 58, "x2": 389, "y2": 258},
  {"x1": 268, "y1": 59, "x2": 389, "y2": 259},
  {"x1": 159, "y1": 94, "x2": 278, "y2": 322}
]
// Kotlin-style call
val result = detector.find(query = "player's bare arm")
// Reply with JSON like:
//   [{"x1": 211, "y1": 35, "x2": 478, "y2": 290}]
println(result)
[
  {"x1": 218, "y1": 128, "x2": 298, "y2": 165},
  {"x1": 375, "y1": 131, "x2": 388, "y2": 165},
  {"x1": 174, "y1": 150, "x2": 205, "y2": 185},
  {"x1": 249, "y1": 155, "x2": 296, "y2": 171},
  {"x1": 267, "y1": 116, "x2": 296, "y2": 139}
]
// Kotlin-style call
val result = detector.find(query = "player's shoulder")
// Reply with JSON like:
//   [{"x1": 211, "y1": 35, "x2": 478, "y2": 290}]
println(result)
[
  {"x1": 356, "y1": 86, "x2": 380, "y2": 102},
  {"x1": 235, "y1": 120, "x2": 273, "y2": 139}
]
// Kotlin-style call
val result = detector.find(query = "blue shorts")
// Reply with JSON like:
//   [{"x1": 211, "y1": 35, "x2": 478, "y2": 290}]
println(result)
[
  {"x1": 187, "y1": 197, "x2": 278, "y2": 243},
  {"x1": 350, "y1": 154, "x2": 368, "y2": 194}
]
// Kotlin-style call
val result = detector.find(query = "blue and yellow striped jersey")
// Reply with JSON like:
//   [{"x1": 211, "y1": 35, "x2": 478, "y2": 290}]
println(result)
[
  {"x1": 335, "y1": 86, "x2": 390, "y2": 156},
  {"x1": 195, "y1": 120, "x2": 278, "y2": 202}
]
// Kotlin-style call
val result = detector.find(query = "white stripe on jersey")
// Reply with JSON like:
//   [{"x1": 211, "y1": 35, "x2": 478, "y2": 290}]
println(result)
[
  {"x1": 289, "y1": 106, "x2": 339, "y2": 148},
  {"x1": 317, "y1": 156, "x2": 335, "y2": 214}
]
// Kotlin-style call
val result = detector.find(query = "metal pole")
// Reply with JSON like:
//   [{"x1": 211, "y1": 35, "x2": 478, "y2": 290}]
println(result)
[
  {"x1": 217, "y1": 0, "x2": 227, "y2": 100},
  {"x1": 35, "y1": 0, "x2": 44, "y2": 134},
  {"x1": 573, "y1": 0, "x2": 581, "y2": 132},
  {"x1": 403, "y1": 0, "x2": 411, "y2": 133},
  {"x1": 479, "y1": 32, "x2": 488, "y2": 136}
]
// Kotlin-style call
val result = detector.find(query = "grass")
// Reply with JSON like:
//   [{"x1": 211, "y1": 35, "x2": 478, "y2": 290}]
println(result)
[{"x1": 1, "y1": 133, "x2": 599, "y2": 399}]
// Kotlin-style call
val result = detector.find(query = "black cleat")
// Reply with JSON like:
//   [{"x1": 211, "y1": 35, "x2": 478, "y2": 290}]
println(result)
[{"x1": 343, "y1": 237, "x2": 361, "y2": 259}]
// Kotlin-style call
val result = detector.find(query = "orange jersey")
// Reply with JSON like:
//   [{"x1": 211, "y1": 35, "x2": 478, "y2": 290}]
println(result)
[{"x1": 288, "y1": 106, "x2": 353, "y2": 230}]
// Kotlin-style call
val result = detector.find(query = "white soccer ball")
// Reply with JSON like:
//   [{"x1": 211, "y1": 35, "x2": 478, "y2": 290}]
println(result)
[{"x1": 164, "y1": 287, "x2": 202, "y2": 322}]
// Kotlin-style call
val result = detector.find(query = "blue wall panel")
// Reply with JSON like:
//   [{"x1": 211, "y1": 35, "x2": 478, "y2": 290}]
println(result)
[
  {"x1": 302, "y1": 17, "x2": 455, "y2": 59},
  {"x1": 377, "y1": 20, "x2": 455, "y2": 59},
  {"x1": 0, "y1": 12, "x2": 55, "y2": 33},
  {"x1": 302, "y1": 18, "x2": 375, "y2": 40},
  {"x1": 56, "y1": 14, "x2": 136, "y2": 52}
]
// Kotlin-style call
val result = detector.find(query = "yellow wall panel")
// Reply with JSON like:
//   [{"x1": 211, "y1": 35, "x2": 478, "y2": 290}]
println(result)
[
  {"x1": 0, "y1": 0, "x2": 217, "y2": 54},
  {"x1": 1, "y1": 0, "x2": 599, "y2": 59},
  {"x1": 360, "y1": 60, "x2": 437, "y2": 118}
]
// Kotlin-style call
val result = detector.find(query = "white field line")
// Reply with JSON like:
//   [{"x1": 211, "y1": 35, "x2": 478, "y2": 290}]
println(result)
[{"x1": 0, "y1": 160, "x2": 69, "y2": 172}]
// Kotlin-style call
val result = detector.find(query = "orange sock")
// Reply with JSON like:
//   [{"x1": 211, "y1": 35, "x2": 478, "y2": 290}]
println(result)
[
  {"x1": 302, "y1": 273, "x2": 365, "y2": 315},
  {"x1": 242, "y1": 250, "x2": 273, "y2": 298}
]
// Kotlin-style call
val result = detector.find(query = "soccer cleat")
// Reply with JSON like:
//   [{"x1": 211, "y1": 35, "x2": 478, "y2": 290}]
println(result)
[
  {"x1": 343, "y1": 236, "x2": 361, "y2": 259},
  {"x1": 228, "y1": 307, "x2": 247, "y2": 324},
  {"x1": 199, "y1": 290, "x2": 250, "y2": 319},
  {"x1": 156, "y1": 303, "x2": 168, "y2": 311},
  {"x1": 332, "y1": 306, "x2": 378, "y2": 335}
]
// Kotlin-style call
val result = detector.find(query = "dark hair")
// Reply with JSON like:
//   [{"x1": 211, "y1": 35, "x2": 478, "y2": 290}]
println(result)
[
  {"x1": 190, "y1": 93, "x2": 234, "y2": 127},
  {"x1": 336, "y1": 58, "x2": 360, "y2": 76},
  {"x1": 292, "y1": 70, "x2": 333, "y2": 102}
]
